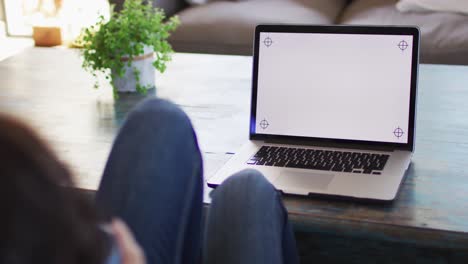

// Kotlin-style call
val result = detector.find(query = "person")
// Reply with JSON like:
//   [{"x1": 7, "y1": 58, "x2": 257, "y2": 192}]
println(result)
[{"x1": 1, "y1": 98, "x2": 299, "y2": 264}]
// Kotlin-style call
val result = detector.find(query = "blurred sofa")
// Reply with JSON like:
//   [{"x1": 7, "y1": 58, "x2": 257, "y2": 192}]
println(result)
[{"x1": 114, "y1": 0, "x2": 468, "y2": 65}]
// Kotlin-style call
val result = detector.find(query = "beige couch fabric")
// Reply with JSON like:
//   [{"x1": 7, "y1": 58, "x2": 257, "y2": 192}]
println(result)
[
  {"x1": 186, "y1": 0, "x2": 217, "y2": 5},
  {"x1": 396, "y1": 0, "x2": 468, "y2": 15},
  {"x1": 340, "y1": 0, "x2": 468, "y2": 65},
  {"x1": 170, "y1": 0, "x2": 348, "y2": 55}
]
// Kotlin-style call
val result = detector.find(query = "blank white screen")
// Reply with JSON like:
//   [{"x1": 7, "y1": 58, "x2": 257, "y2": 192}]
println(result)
[{"x1": 255, "y1": 32, "x2": 413, "y2": 143}]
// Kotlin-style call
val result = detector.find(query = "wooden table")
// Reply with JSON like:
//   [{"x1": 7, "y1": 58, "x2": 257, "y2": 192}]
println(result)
[{"x1": 1, "y1": 48, "x2": 468, "y2": 262}]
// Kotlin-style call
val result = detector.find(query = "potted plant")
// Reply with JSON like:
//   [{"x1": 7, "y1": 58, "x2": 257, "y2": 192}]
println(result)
[{"x1": 79, "y1": 0, "x2": 180, "y2": 97}]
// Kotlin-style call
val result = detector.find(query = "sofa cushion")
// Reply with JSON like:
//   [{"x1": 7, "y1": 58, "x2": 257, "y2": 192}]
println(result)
[
  {"x1": 186, "y1": 0, "x2": 217, "y2": 5},
  {"x1": 170, "y1": 0, "x2": 348, "y2": 55},
  {"x1": 396, "y1": 0, "x2": 468, "y2": 15},
  {"x1": 339, "y1": 0, "x2": 468, "y2": 65}
]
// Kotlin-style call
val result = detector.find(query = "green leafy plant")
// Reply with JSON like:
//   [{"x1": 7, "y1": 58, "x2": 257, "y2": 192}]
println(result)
[{"x1": 80, "y1": 0, "x2": 180, "y2": 96}]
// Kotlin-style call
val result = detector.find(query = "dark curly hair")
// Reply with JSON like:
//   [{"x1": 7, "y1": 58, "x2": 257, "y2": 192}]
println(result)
[{"x1": 0, "y1": 114, "x2": 109, "y2": 264}]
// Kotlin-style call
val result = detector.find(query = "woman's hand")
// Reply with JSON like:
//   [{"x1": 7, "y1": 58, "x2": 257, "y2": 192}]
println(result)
[{"x1": 111, "y1": 218, "x2": 146, "y2": 264}]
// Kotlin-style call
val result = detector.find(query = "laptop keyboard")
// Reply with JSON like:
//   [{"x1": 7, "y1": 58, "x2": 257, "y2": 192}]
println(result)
[{"x1": 247, "y1": 146, "x2": 389, "y2": 174}]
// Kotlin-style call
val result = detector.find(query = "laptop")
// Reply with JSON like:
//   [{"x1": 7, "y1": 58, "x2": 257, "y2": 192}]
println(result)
[{"x1": 208, "y1": 25, "x2": 419, "y2": 201}]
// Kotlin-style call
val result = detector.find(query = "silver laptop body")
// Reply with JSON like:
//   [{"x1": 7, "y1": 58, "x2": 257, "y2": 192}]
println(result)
[{"x1": 208, "y1": 25, "x2": 420, "y2": 201}]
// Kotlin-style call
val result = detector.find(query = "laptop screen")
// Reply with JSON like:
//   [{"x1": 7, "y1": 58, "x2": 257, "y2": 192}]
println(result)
[{"x1": 252, "y1": 28, "x2": 417, "y2": 146}]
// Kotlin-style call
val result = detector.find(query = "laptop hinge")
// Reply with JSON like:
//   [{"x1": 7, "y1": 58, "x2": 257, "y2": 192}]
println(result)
[{"x1": 264, "y1": 139, "x2": 396, "y2": 152}]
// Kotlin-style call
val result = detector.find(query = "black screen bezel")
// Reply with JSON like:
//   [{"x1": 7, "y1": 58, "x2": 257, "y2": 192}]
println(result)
[{"x1": 250, "y1": 25, "x2": 419, "y2": 151}]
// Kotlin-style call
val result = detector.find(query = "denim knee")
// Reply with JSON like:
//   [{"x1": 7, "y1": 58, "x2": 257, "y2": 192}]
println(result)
[
  {"x1": 215, "y1": 169, "x2": 277, "y2": 202},
  {"x1": 127, "y1": 98, "x2": 192, "y2": 130}
]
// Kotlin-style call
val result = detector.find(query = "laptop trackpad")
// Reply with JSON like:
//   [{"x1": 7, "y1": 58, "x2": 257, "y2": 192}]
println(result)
[{"x1": 276, "y1": 170, "x2": 334, "y2": 192}]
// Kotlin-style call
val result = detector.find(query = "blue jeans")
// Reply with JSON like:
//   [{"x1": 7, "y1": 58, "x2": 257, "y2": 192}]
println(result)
[{"x1": 96, "y1": 98, "x2": 298, "y2": 264}]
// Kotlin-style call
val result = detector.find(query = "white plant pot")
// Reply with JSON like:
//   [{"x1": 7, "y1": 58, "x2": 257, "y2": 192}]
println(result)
[{"x1": 112, "y1": 45, "x2": 156, "y2": 93}]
